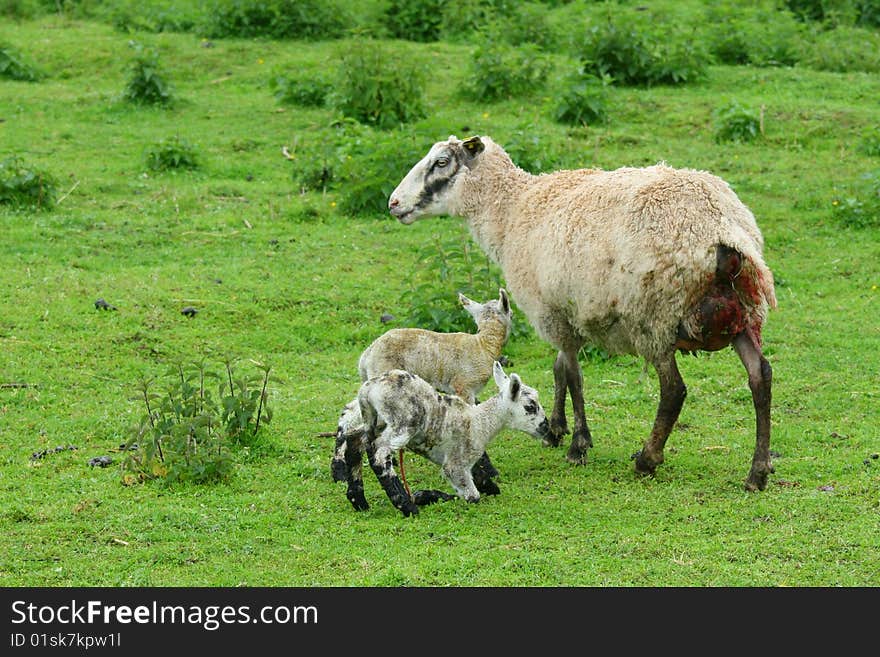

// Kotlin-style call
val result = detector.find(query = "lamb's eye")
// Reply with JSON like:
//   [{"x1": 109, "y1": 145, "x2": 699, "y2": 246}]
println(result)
[{"x1": 436, "y1": 158, "x2": 448, "y2": 168}]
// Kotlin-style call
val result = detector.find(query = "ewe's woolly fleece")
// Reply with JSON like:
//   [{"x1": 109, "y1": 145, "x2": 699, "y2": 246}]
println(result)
[{"x1": 448, "y1": 136, "x2": 777, "y2": 362}]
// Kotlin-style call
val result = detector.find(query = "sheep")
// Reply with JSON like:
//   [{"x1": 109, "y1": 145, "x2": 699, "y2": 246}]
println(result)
[
  {"x1": 331, "y1": 288, "x2": 513, "y2": 484},
  {"x1": 344, "y1": 362, "x2": 550, "y2": 517},
  {"x1": 388, "y1": 135, "x2": 777, "y2": 492}
]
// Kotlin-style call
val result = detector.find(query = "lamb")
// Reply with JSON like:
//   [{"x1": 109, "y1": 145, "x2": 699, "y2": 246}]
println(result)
[
  {"x1": 344, "y1": 362, "x2": 550, "y2": 517},
  {"x1": 388, "y1": 135, "x2": 777, "y2": 491},
  {"x1": 331, "y1": 288, "x2": 513, "y2": 484}
]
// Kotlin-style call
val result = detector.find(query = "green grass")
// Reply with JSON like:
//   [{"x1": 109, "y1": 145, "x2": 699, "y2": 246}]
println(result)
[{"x1": 1, "y1": 7, "x2": 879, "y2": 587}]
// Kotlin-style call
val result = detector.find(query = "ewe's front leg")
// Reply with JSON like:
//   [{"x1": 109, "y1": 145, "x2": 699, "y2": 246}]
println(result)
[
  {"x1": 365, "y1": 438, "x2": 418, "y2": 517},
  {"x1": 546, "y1": 351, "x2": 570, "y2": 447},
  {"x1": 561, "y1": 349, "x2": 593, "y2": 465},
  {"x1": 733, "y1": 331, "x2": 774, "y2": 491}
]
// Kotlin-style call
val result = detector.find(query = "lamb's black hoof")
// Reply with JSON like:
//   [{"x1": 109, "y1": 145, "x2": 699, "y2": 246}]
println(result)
[{"x1": 412, "y1": 489, "x2": 456, "y2": 506}]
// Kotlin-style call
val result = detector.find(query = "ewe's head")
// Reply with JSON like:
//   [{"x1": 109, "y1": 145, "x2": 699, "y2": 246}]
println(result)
[
  {"x1": 492, "y1": 361, "x2": 550, "y2": 441},
  {"x1": 389, "y1": 135, "x2": 485, "y2": 224},
  {"x1": 459, "y1": 288, "x2": 512, "y2": 338}
]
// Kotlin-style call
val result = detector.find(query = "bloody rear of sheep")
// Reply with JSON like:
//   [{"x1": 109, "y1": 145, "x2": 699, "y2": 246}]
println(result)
[{"x1": 388, "y1": 135, "x2": 777, "y2": 492}]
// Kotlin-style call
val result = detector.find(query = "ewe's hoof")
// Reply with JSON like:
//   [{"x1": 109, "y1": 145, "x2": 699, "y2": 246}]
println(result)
[
  {"x1": 565, "y1": 430, "x2": 592, "y2": 465},
  {"x1": 400, "y1": 503, "x2": 419, "y2": 517},
  {"x1": 744, "y1": 463, "x2": 774, "y2": 491},
  {"x1": 632, "y1": 450, "x2": 658, "y2": 477}
]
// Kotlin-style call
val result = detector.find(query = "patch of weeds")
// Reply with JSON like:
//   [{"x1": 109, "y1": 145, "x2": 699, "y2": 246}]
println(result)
[
  {"x1": 832, "y1": 170, "x2": 880, "y2": 228},
  {"x1": 330, "y1": 41, "x2": 426, "y2": 129},
  {"x1": 123, "y1": 43, "x2": 173, "y2": 106},
  {"x1": 502, "y1": 125, "x2": 564, "y2": 174},
  {"x1": 463, "y1": 41, "x2": 550, "y2": 102},
  {"x1": 713, "y1": 101, "x2": 764, "y2": 144},
  {"x1": 404, "y1": 233, "x2": 532, "y2": 339},
  {"x1": 145, "y1": 136, "x2": 199, "y2": 171},
  {"x1": 121, "y1": 357, "x2": 274, "y2": 485},
  {"x1": 269, "y1": 72, "x2": 331, "y2": 107},
  {"x1": 0, "y1": 156, "x2": 57, "y2": 210},
  {"x1": 704, "y1": 2, "x2": 803, "y2": 67},
  {"x1": 797, "y1": 25, "x2": 880, "y2": 73},
  {"x1": 0, "y1": 43, "x2": 42, "y2": 81},
  {"x1": 554, "y1": 72, "x2": 611, "y2": 127}
]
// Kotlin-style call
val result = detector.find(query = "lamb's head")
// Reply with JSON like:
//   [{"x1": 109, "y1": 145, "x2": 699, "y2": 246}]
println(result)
[
  {"x1": 492, "y1": 361, "x2": 550, "y2": 441},
  {"x1": 459, "y1": 288, "x2": 513, "y2": 339},
  {"x1": 388, "y1": 135, "x2": 486, "y2": 224}
]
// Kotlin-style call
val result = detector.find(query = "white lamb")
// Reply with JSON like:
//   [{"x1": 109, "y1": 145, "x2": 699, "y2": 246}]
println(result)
[
  {"x1": 388, "y1": 135, "x2": 777, "y2": 491},
  {"x1": 344, "y1": 362, "x2": 550, "y2": 517},
  {"x1": 331, "y1": 289, "x2": 512, "y2": 486}
]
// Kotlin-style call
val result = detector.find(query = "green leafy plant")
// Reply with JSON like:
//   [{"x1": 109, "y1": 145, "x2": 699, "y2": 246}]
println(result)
[
  {"x1": 0, "y1": 156, "x2": 57, "y2": 210},
  {"x1": 858, "y1": 129, "x2": 880, "y2": 157},
  {"x1": 121, "y1": 358, "x2": 274, "y2": 485},
  {"x1": 579, "y1": 18, "x2": 707, "y2": 86},
  {"x1": 404, "y1": 233, "x2": 532, "y2": 339},
  {"x1": 0, "y1": 43, "x2": 42, "y2": 81},
  {"x1": 464, "y1": 41, "x2": 550, "y2": 101},
  {"x1": 145, "y1": 135, "x2": 199, "y2": 171},
  {"x1": 204, "y1": 0, "x2": 352, "y2": 39},
  {"x1": 385, "y1": 0, "x2": 446, "y2": 42},
  {"x1": 554, "y1": 72, "x2": 611, "y2": 126},
  {"x1": 331, "y1": 42, "x2": 426, "y2": 129},
  {"x1": 713, "y1": 101, "x2": 764, "y2": 143},
  {"x1": 833, "y1": 170, "x2": 880, "y2": 228},
  {"x1": 123, "y1": 43, "x2": 173, "y2": 106}
]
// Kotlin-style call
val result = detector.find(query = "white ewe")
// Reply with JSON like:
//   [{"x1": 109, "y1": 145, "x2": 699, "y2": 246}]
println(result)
[
  {"x1": 388, "y1": 135, "x2": 777, "y2": 491},
  {"x1": 345, "y1": 362, "x2": 550, "y2": 517}
]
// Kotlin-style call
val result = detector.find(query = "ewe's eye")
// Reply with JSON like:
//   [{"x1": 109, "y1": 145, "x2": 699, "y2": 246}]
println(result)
[{"x1": 435, "y1": 157, "x2": 449, "y2": 168}]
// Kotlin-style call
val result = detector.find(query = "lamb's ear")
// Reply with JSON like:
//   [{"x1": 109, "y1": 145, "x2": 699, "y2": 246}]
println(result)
[
  {"x1": 508, "y1": 373, "x2": 522, "y2": 402},
  {"x1": 499, "y1": 288, "x2": 510, "y2": 314},
  {"x1": 493, "y1": 361, "x2": 507, "y2": 390},
  {"x1": 458, "y1": 292, "x2": 472, "y2": 307},
  {"x1": 461, "y1": 136, "x2": 485, "y2": 161}
]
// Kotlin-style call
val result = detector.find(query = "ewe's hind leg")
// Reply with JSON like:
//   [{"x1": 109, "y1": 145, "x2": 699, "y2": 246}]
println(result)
[
  {"x1": 634, "y1": 354, "x2": 686, "y2": 477},
  {"x1": 560, "y1": 349, "x2": 593, "y2": 465},
  {"x1": 733, "y1": 331, "x2": 774, "y2": 491},
  {"x1": 476, "y1": 451, "x2": 499, "y2": 478},
  {"x1": 343, "y1": 433, "x2": 369, "y2": 511},
  {"x1": 546, "y1": 351, "x2": 570, "y2": 447},
  {"x1": 365, "y1": 437, "x2": 418, "y2": 517}
]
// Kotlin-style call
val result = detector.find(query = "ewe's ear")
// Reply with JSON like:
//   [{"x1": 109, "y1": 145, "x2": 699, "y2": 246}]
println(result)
[
  {"x1": 508, "y1": 373, "x2": 522, "y2": 401},
  {"x1": 461, "y1": 136, "x2": 485, "y2": 159},
  {"x1": 499, "y1": 288, "x2": 510, "y2": 314},
  {"x1": 493, "y1": 361, "x2": 507, "y2": 390}
]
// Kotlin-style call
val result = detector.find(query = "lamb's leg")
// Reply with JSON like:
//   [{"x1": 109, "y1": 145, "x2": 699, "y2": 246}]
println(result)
[
  {"x1": 442, "y1": 458, "x2": 481, "y2": 503},
  {"x1": 476, "y1": 451, "x2": 499, "y2": 478},
  {"x1": 331, "y1": 431, "x2": 352, "y2": 482},
  {"x1": 562, "y1": 349, "x2": 593, "y2": 465},
  {"x1": 471, "y1": 459, "x2": 501, "y2": 496},
  {"x1": 365, "y1": 439, "x2": 418, "y2": 517},
  {"x1": 733, "y1": 331, "x2": 774, "y2": 491},
  {"x1": 634, "y1": 353, "x2": 686, "y2": 477},
  {"x1": 546, "y1": 351, "x2": 569, "y2": 447},
  {"x1": 343, "y1": 432, "x2": 369, "y2": 511}
]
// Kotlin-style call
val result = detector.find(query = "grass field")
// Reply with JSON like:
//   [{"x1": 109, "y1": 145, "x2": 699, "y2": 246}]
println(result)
[{"x1": 1, "y1": 2, "x2": 878, "y2": 587}]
